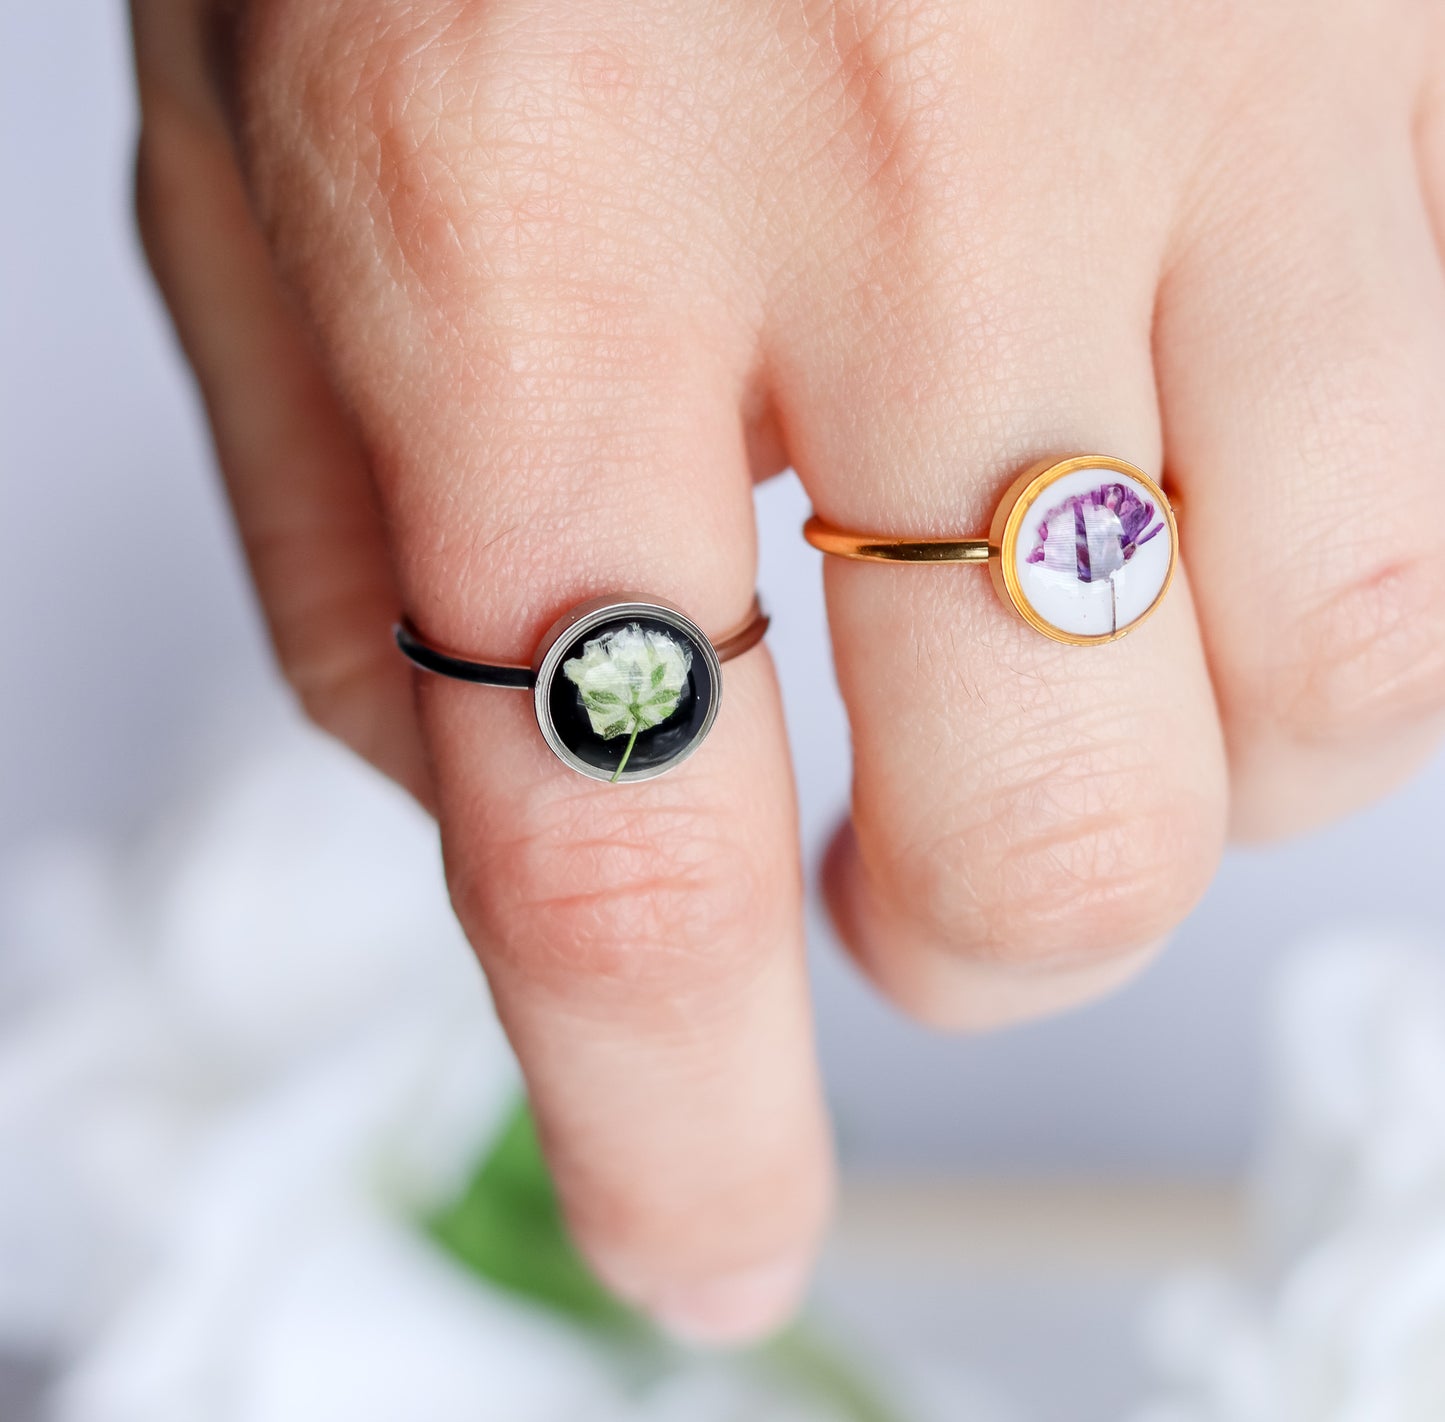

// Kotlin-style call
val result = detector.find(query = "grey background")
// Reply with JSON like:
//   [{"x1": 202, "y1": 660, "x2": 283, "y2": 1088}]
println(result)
[{"x1": 5, "y1": 2, "x2": 1443, "y2": 1175}]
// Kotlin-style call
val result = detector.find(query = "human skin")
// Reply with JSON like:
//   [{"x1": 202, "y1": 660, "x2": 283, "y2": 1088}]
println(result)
[{"x1": 130, "y1": 0, "x2": 1445, "y2": 1343}]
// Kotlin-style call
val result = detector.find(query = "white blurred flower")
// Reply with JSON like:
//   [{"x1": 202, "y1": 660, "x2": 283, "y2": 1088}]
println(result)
[
  {"x1": 0, "y1": 714, "x2": 960, "y2": 1422},
  {"x1": 0, "y1": 720, "x2": 538, "y2": 1419},
  {"x1": 1132, "y1": 937, "x2": 1445, "y2": 1422}
]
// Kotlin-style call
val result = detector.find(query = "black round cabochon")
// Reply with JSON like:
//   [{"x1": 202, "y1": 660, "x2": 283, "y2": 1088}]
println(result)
[{"x1": 543, "y1": 615, "x2": 717, "y2": 780}]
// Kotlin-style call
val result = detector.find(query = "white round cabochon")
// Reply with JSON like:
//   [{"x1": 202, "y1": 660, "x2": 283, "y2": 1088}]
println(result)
[{"x1": 1009, "y1": 465, "x2": 1174, "y2": 640}]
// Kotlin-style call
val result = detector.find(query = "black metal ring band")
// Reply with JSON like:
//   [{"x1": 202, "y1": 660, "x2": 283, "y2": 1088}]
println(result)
[{"x1": 393, "y1": 621, "x2": 534, "y2": 688}]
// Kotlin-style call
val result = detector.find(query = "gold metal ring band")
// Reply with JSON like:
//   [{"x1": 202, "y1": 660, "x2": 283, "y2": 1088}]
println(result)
[{"x1": 802, "y1": 518, "x2": 992, "y2": 564}]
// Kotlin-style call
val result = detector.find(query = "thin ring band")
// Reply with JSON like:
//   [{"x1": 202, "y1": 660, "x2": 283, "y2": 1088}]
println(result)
[
  {"x1": 393, "y1": 624, "x2": 534, "y2": 687},
  {"x1": 802, "y1": 520, "x2": 992, "y2": 564},
  {"x1": 395, "y1": 598, "x2": 770, "y2": 688}
]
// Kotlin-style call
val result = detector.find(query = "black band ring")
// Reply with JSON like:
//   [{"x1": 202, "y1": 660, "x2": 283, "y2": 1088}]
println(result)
[
  {"x1": 393, "y1": 623, "x2": 535, "y2": 688},
  {"x1": 394, "y1": 595, "x2": 769, "y2": 783}
]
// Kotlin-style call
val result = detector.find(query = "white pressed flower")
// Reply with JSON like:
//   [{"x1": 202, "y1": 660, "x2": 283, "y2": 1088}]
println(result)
[{"x1": 563, "y1": 625, "x2": 691, "y2": 780}]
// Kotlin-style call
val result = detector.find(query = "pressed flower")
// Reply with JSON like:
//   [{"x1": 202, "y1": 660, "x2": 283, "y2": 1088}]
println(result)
[
  {"x1": 1026, "y1": 482, "x2": 1163, "y2": 583},
  {"x1": 1025, "y1": 481, "x2": 1165, "y2": 632},
  {"x1": 562, "y1": 624, "x2": 692, "y2": 781}
]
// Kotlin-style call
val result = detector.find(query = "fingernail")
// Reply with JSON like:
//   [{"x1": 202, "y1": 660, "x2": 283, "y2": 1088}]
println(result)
[{"x1": 647, "y1": 1257, "x2": 809, "y2": 1347}]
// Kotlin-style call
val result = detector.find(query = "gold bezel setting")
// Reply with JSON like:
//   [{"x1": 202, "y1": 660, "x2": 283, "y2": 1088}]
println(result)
[{"x1": 989, "y1": 455, "x2": 1177, "y2": 646}]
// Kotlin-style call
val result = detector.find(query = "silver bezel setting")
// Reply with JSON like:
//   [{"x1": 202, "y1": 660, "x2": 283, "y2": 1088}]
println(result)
[{"x1": 532, "y1": 596, "x2": 724, "y2": 783}]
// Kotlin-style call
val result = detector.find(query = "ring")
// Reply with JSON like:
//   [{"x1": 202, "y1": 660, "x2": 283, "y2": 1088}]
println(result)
[
  {"x1": 804, "y1": 454, "x2": 1178, "y2": 645},
  {"x1": 395, "y1": 595, "x2": 769, "y2": 783}
]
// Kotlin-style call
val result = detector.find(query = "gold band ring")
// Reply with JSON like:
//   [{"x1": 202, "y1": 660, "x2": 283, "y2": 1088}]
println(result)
[
  {"x1": 803, "y1": 454, "x2": 1178, "y2": 646},
  {"x1": 801, "y1": 524, "x2": 992, "y2": 565}
]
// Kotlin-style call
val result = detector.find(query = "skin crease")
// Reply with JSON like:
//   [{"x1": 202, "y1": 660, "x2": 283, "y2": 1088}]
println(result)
[{"x1": 130, "y1": 0, "x2": 1445, "y2": 1343}]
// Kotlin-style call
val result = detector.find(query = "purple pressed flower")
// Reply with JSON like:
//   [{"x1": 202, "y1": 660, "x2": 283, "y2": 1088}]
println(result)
[{"x1": 1026, "y1": 482, "x2": 1164, "y2": 584}]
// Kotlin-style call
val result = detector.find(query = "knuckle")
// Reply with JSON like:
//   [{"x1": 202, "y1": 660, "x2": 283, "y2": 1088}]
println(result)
[
  {"x1": 132, "y1": 139, "x2": 164, "y2": 273},
  {"x1": 255, "y1": 545, "x2": 396, "y2": 754},
  {"x1": 1258, "y1": 557, "x2": 1445, "y2": 746},
  {"x1": 131, "y1": 121, "x2": 194, "y2": 286},
  {"x1": 888, "y1": 755, "x2": 1220, "y2": 966},
  {"x1": 284, "y1": 644, "x2": 378, "y2": 745},
  {"x1": 455, "y1": 789, "x2": 776, "y2": 1001},
  {"x1": 237, "y1": 1, "x2": 661, "y2": 290},
  {"x1": 232, "y1": 0, "x2": 389, "y2": 223},
  {"x1": 276, "y1": 622, "x2": 390, "y2": 754}
]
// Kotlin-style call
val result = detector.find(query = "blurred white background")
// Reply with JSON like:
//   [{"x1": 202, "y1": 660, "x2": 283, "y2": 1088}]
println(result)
[{"x1": 5, "y1": 2, "x2": 1445, "y2": 1186}]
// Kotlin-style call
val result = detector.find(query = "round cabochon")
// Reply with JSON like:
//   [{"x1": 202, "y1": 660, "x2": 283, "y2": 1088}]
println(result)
[
  {"x1": 534, "y1": 601, "x2": 721, "y2": 783},
  {"x1": 1001, "y1": 458, "x2": 1176, "y2": 643}
]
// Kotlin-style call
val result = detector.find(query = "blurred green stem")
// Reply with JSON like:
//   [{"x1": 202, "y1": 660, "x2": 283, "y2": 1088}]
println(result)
[{"x1": 426, "y1": 1098, "x2": 910, "y2": 1422}]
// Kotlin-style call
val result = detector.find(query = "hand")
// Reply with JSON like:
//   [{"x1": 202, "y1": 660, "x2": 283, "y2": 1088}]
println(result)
[{"x1": 130, "y1": 0, "x2": 1445, "y2": 1342}]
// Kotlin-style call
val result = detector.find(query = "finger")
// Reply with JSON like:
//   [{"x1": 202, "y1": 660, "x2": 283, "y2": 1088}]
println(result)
[
  {"x1": 764, "y1": 17, "x2": 1227, "y2": 1028},
  {"x1": 129, "y1": 0, "x2": 429, "y2": 800},
  {"x1": 1156, "y1": 83, "x2": 1445, "y2": 840},
  {"x1": 233, "y1": 2, "x2": 830, "y2": 1339},
  {"x1": 1417, "y1": 65, "x2": 1445, "y2": 255}
]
